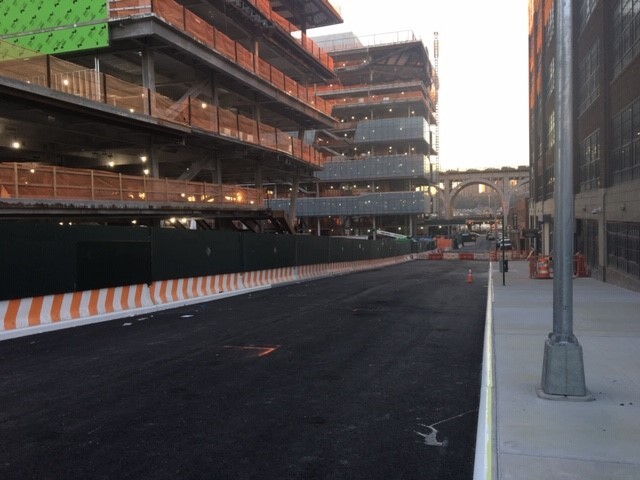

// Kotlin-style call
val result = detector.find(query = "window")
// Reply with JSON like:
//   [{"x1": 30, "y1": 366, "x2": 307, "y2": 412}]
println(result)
[
  {"x1": 578, "y1": 41, "x2": 600, "y2": 115},
  {"x1": 547, "y1": 110, "x2": 556, "y2": 150},
  {"x1": 578, "y1": 130, "x2": 601, "y2": 192},
  {"x1": 576, "y1": 219, "x2": 599, "y2": 272},
  {"x1": 613, "y1": 0, "x2": 640, "y2": 77},
  {"x1": 607, "y1": 222, "x2": 640, "y2": 279},
  {"x1": 611, "y1": 97, "x2": 640, "y2": 184},
  {"x1": 546, "y1": 57, "x2": 555, "y2": 101},
  {"x1": 578, "y1": 0, "x2": 598, "y2": 33},
  {"x1": 545, "y1": 6, "x2": 555, "y2": 51}
]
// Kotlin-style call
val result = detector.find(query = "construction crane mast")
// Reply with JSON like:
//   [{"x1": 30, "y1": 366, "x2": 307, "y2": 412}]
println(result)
[{"x1": 433, "y1": 32, "x2": 440, "y2": 176}]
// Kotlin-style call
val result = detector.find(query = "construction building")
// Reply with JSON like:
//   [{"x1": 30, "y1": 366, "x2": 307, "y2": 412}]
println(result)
[
  {"x1": 529, "y1": 0, "x2": 640, "y2": 291},
  {"x1": 0, "y1": 0, "x2": 344, "y2": 232},
  {"x1": 269, "y1": 30, "x2": 439, "y2": 237}
]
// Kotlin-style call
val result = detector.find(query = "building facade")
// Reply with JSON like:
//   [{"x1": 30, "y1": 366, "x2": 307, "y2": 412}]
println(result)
[
  {"x1": 270, "y1": 30, "x2": 439, "y2": 237},
  {"x1": 529, "y1": 0, "x2": 640, "y2": 291}
]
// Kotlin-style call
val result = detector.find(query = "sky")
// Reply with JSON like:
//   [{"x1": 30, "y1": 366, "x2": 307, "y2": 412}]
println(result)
[{"x1": 309, "y1": 0, "x2": 530, "y2": 171}]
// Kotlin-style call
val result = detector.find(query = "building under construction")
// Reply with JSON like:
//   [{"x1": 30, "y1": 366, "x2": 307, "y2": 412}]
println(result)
[
  {"x1": 0, "y1": 1, "x2": 441, "y2": 307},
  {"x1": 269, "y1": 30, "x2": 440, "y2": 237},
  {"x1": 0, "y1": 0, "x2": 343, "y2": 232}
]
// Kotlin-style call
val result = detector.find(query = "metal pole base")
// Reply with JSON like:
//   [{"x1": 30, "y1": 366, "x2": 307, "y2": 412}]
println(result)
[{"x1": 540, "y1": 336, "x2": 588, "y2": 397}]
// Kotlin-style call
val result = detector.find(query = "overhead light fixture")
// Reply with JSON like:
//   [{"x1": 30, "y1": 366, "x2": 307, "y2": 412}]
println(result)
[
  {"x1": 11, "y1": 139, "x2": 21, "y2": 149},
  {"x1": 140, "y1": 155, "x2": 147, "y2": 162}
]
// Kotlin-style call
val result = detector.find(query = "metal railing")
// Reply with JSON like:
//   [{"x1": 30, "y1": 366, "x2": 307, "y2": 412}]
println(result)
[
  {"x1": 0, "y1": 56, "x2": 327, "y2": 167},
  {"x1": 108, "y1": 0, "x2": 335, "y2": 116},
  {"x1": 316, "y1": 30, "x2": 421, "y2": 53},
  {"x1": 0, "y1": 163, "x2": 260, "y2": 207}
]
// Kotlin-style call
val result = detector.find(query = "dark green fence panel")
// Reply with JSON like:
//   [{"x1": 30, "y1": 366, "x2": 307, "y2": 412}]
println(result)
[
  {"x1": 77, "y1": 241, "x2": 151, "y2": 291},
  {"x1": 295, "y1": 235, "x2": 332, "y2": 265},
  {"x1": 328, "y1": 237, "x2": 347, "y2": 263},
  {"x1": 0, "y1": 224, "x2": 75, "y2": 300},
  {"x1": 0, "y1": 224, "x2": 150, "y2": 301},
  {"x1": 242, "y1": 234, "x2": 296, "y2": 271},
  {"x1": 0, "y1": 223, "x2": 425, "y2": 301},
  {"x1": 151, "y1": 229, "x2": 243, "y2": 280}
]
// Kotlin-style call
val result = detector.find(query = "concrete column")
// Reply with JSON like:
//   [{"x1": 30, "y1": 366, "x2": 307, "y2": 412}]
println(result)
[
  {"x1": 255, "y1": 163, "x2": 263, "y2": 205},
  {"x1": 150, "y1": 145, "x2": 160, "y2": 179},
  {"x1": 289, "y1": 174, "x2": 300, "y2": 227},
  {"x1": 141, "y1": 48, "x2": 156, "y2": 115}
]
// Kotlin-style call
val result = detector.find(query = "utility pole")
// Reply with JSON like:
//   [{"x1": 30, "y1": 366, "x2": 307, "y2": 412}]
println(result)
[{"x1": 540, "y1": 0, "x2": 588, "y2": 398}]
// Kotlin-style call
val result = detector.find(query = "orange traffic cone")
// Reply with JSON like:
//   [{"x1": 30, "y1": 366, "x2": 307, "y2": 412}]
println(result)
[{"x1": 467, "y1": 269, "x2": 473, "y2": 283}]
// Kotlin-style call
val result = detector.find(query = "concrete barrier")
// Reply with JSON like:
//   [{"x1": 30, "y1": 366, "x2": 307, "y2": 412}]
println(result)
[{"x1": 1, "y1": 254, "x2": 415, "y2": 339}]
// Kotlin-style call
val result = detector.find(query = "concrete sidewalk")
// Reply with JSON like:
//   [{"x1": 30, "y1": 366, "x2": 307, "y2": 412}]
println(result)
[{"x1": 492, "y1": 260, "x2": 640, "y2": 480}]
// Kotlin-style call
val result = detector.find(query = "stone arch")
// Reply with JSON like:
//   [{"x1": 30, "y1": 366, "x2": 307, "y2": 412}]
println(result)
[
  {"x1": 420, "y1": 184, "x2": 446, "y2": 218},
  {"x1": 448, "y1": 180, "x2": 505, "y2": 219}
]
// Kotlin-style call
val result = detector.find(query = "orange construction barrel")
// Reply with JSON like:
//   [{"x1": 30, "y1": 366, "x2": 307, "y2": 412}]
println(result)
[{"x1": 536, "y1": 256, "x2": 551, "y2": 279}]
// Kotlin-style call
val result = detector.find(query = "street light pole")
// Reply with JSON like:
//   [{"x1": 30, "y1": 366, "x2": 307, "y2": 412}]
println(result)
[{"x1": 540, "y1": 0, "x2": 587, "y2": 398}]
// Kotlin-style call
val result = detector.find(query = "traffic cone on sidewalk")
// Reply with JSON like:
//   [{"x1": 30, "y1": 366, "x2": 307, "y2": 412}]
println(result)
[{"x1": 467, "y1": 269, "x2": 473, "y2": 283}]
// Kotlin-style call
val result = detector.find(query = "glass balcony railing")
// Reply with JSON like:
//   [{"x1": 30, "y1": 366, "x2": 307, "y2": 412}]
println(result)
[
  {"x1": 268, "y1": 191, "x2": 431, "y2": 216},
  {"x1": 316, "y1": 155, "x2": 430, "y2": 181},
  {"x1": 354, "y1": 117, "x2": 429, "y2": 144}
]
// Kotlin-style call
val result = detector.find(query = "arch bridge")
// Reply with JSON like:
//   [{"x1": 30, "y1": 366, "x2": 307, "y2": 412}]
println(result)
[{"x1": 433, "y1": 167, "x2": 530, "y2": 221}]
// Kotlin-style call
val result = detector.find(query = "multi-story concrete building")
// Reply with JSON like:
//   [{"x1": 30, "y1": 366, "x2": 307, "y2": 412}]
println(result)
[
  {"x1": 529, "y1": 0, "x2": 640, "y2": 291},
  {"x1": 0, "y1": 0, "x2": 342, "y2": 231},
  {"x1": 270, "y1": 30, "x2": 439, "y2": 237}
]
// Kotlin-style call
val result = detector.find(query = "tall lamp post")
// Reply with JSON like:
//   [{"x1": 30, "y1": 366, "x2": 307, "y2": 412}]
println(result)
[{"x1": 540, "y1": 0, "x2": 588, "y2": 398}]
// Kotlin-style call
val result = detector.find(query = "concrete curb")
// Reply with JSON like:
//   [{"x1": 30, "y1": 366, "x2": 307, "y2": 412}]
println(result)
[{"x1": 473, "y1": 262, "x2": 497, "y2": 480}]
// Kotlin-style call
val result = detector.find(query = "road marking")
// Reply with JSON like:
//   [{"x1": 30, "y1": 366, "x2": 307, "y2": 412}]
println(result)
[
  {"x1": 224, "y1": 345, "x2": 280, "y2": 357},
  {"x1": 415, "y1": 409, "x2": 478, "y2": 447},
  {"x1": 415, "y1": 424, "x2": 448, "y2": 447}
]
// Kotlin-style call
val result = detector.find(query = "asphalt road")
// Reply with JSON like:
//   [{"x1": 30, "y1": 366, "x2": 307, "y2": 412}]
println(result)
[{"x1": 0, "y1": 260, "x2": 488, "y2": 480}]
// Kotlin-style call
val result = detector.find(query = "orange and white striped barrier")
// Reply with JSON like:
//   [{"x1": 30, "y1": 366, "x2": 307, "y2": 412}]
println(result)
[
  {"x1": 0, "y1": 283, "x2": 152, "y2": 332},
  {"x1": 1, "y1": 254, "x2": 416, "y2": 337}
]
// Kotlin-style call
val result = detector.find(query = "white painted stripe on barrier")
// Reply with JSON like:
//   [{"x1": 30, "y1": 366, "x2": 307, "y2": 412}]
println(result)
[
  {"x1": 140, "y1": 284, "x2": 153, "y2": 308},
  {"x1": 0, "y1": 301, "x2": 7, "y2": 324},
  {"x1": 204, "y1": 276, "x2": 213, "y2": 295},
  {"x1": 77, "y1": 292, "x2": 88, "y2": 319},
  {"x1": 40, "y1": 295, "x2": 54, "y2": 325},
  {"x1": 59, "y1": 292, "x2": 72, "y2": 321},
  {"x1": 184, "y1": 279, "x2": 193, "y2": 299},
  {"x1": 15, "y1": 300, "x2": 30, "y2": 330},
  {"x1": 98, "y1": 288, "x2": 109, "y2": 315},
  {"x1": 177, "y1": 279, "x2": 186, "y2": 301}
]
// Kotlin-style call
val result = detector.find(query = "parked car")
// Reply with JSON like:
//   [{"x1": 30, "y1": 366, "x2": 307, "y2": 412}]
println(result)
[{"x1": 460, "y1": 232, "x2": 477, "y2": 243}]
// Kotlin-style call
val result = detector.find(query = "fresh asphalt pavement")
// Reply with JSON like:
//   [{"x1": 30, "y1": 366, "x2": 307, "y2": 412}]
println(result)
[{"x1": 0, "y1": 261, "x2": 488, "y2": 480}]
